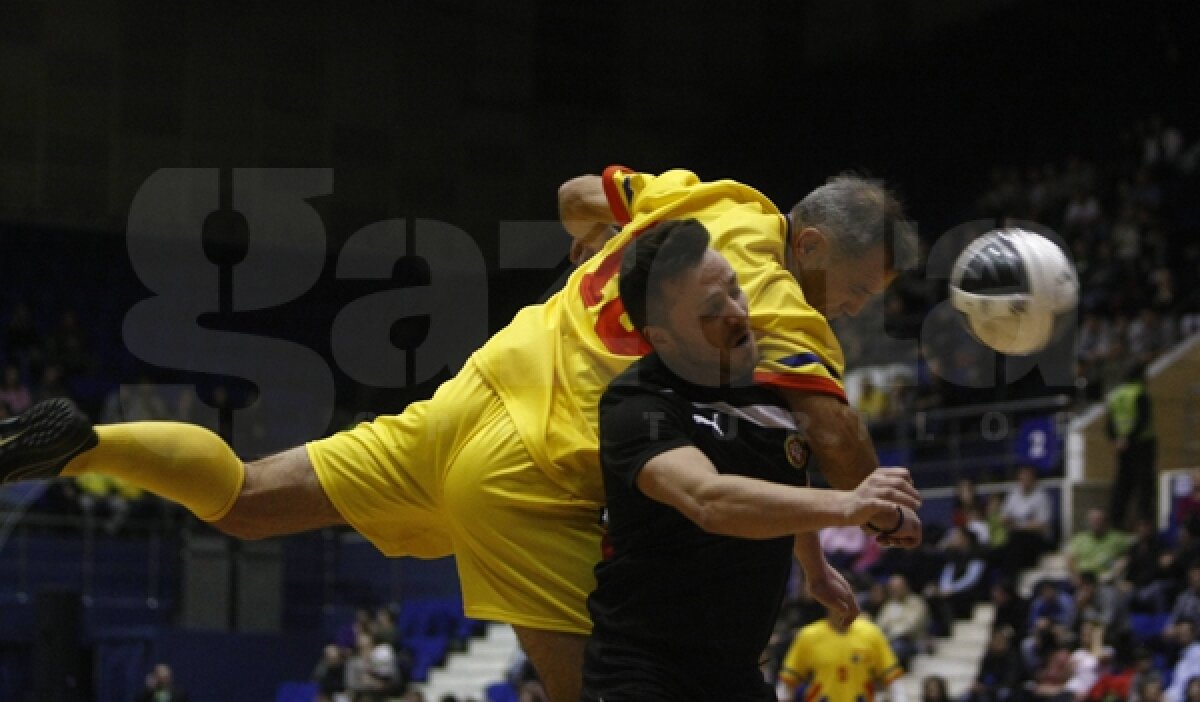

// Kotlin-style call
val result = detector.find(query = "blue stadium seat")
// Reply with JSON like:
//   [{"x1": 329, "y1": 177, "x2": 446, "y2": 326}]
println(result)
[
  {"x1": 275, "y1": 681, "x2": 318, "y2": 702},
  {"x1": 1130, "y1": 613, "x2": 1170, "y2": 642},
  {"x1": 403, "y1": 634, "x2": 449, "y2": 682},
  {"x1": 486, "y1": 681, "x2": 519, "y2": 702}
]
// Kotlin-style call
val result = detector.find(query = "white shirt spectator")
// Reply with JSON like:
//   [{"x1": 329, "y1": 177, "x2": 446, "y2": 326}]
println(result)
[
  {"x1": 1066, "y1": 648, "x2": 1100, "y2": 699},
  {"x1": 1001, "y1": 487, "x2": 1052, "y2": 532},
  {"x1": 1166, "y1": 641, "x2": 1200, "y2": 702},
  {"x1": 368, "y1": 642, "x2": 397, "y2": 685}
]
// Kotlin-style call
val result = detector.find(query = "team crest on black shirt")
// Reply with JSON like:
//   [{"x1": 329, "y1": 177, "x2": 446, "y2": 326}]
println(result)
[{"x1": 784, "y1": 434, "x2": 808, "y2": 468}]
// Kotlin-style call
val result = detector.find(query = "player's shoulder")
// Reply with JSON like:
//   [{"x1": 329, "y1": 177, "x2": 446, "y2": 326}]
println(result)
[
  {"x1": 850, "y1": 617, "x2": 885, "y2": 637},
  {"x1": 601, "y1": 354, "x2": 678, "y2": 405}
]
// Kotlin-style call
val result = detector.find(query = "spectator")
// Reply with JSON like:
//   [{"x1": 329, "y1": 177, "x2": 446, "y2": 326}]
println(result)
[
  {"x1": 996, "y1": 466, "x2": 1054, "y2": 573},
  {"x1": 1127, "y1": 309, "x2": 1173, "y2": 363},
  {"x1": 335, "y1": 609, "x2": 373, "y2": 652},
  {"x1": 1167, "y1": 565, "x2": 1200, "y2": 644},
  {"x1": 1126, "y1": 648, "x2": 1159, "y2": 702},
  {"x1": 1121, "y1": 519, "x2": 1175, "y2": 614},
  {"x1": 345, "y1": 631, "x2": 398, "y2": 702},
  {"x1": 374, "y1": 607, "x2": 397, "y2": 646},
  {"x1": 311, "y1": 644, "x2": 346, "y2": 702},
  {"x1": 1068, "y1": 509, "x2": 1133, "y2": 581},
  {"x1": 877, "y1": 574, "x2": 931, "y2": 669},
  {"x1": 861, "y1": 580, "x2": 888, "y2": 622},
  {"x1": 136, "y1": 663, "x2": 190, "y2": 702},
  {"x1": 1174, "y1": 471, "x2": 1200, "y2": 532},
  {"x1": 1028, "y1": 581, "x2": 1076, "y2": 635},
  {"x1": 922, "y1": 675, "x2": 951, "y2": 702},
  {"x1": 0, "y1": 363, "x2": 32, "y2": 415},
  {"x1": 965, "y1": 629, "x2": 1026, "y2": 702},
  {"x1": 951, "y1": 479, "x2": 985, "y2": 530},
  {"x1": 1063, "y1": 187, "x2": 1103, "y2": 238},
  {"x1": 820, "y1": 525, "x2": 881, "y2": 575},
  {"x1": 1066, "y1": 620, "x2": 1104, "y2": 702},
  {"x1": 1077, "y1": 313, "x2": 1115, "y2": 398},
  {"x1": 1031, "y1": 643, "x2": 1073, "y2": 702},
  {"x1": 925, "y1": 527, "x2": 988, "y2": 636},
  {"x1": 31, "y1": 363, "x2": 70, "y2": 403},
  {"x1": 1085, "y1": 645, "x2": 1137, "y2": 702},
  {"x1": 1139, "y1": 673, "x2": 1167, "y2": 702},
  {"x1": 1072, "y1": 571, "x2": 1128, "y2": 638},
  {"x1": 1167, "y1": 619, "x2": 1200, "y2": 702},
  {"x1": 101, "y1": 376, "x2": 171, "y2": 423},
  {"x1": 991, "y1": 580, "x2": 1030, "y2": 641},
  {"x1": 1185, "y1": 677, "x2": 1200, "y2": 702},
  {"x1": 71, "y1": 473, "x2": 145, "y2": 535},
  {"x1": 986, "y1": 494, "x2": 1010, "y2": 552}
]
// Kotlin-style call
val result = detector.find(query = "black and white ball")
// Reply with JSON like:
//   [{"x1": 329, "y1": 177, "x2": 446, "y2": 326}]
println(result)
[{"x1": 949, "y1": 228, "x2": 1079, "y2": 355}]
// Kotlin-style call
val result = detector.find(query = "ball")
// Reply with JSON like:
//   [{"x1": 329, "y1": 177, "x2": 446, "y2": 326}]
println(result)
[{"x1": 949, "y1": 228, "x2": 1079, "y2": 355}]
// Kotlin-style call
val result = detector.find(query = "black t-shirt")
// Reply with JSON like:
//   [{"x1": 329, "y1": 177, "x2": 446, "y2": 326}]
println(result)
[{"x1": 583, "y1": 353, "x2": 810, "y2": 701}]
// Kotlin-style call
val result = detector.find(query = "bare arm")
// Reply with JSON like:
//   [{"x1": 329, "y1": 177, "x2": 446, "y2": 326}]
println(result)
[
  {"x1": 635, "y1": 446, "x2": 919, "y2": 539},
  {"x1": 557, "y1": 174, "x2": 618, "y2": 263},
  {"x1": 784, "y1": 390, "x2": 877, "y2": 490},
  {"x1": 794, "y1": 532, "x2": 861, "y2": 626},
  {"x1": 784, "y1": 389, "x2": 922, "y2": 547}
]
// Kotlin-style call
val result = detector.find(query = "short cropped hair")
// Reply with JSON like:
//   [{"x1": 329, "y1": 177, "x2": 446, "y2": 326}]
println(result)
[
  {"x1": 790, "y1": 173, "x2": 918, "y2": 271},
  {"x1": 619, "y1": 219, "x2": 711, "y2": 332}
]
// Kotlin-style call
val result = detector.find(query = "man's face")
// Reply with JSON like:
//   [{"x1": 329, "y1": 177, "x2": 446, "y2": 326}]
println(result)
[
  {"x1": 1088, "y1": 509, "x2": 1107, "y2": 535},
  {"x1": 796, "y1": 238, "x2": 893, "y2": 321},
  {"x1": 649, "y1": 249, "x2": 759, "y2": 386}
]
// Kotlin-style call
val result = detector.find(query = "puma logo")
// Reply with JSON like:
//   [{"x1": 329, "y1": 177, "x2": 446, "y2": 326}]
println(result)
[{"x1": 692, "y1": 413, "x2": 724, "y2": 437}]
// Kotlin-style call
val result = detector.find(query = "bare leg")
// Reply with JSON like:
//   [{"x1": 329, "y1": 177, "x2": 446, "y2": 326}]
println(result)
[
  {"x1": 513, "y1": 626, "x2": 586, "y2": 702},
  {"x1": 213, "y1": 446, "x2": 345, "y2": 539}
]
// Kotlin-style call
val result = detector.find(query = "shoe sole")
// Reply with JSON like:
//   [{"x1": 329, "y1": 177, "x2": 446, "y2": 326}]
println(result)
[{"x1": 0, "y1": 398, "x2": 98, "y2": 483}]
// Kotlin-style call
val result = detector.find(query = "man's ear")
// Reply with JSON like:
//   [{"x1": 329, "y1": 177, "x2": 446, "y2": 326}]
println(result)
[
  {"x1": 792, "y1": 226, "x2": 829, "y2": 264},
  {"x1": 642, "y1": 324, "x2": 670, "y2": 350}
]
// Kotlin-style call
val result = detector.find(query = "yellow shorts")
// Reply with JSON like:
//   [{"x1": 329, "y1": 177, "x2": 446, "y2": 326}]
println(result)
[{"x1": 306, "y1": 360, "x2": 604, "y2": 634}]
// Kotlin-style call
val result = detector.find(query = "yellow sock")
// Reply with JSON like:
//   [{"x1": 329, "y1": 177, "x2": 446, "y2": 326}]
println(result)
[{"x1": 62, "y1": 422, "x2": 245, "y2": 522}]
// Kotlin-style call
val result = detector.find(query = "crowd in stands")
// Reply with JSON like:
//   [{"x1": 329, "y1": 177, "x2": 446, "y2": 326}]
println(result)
[
  {"x1": 839, "y1": 115, "x2": 1200, "y2": 418},
  {"x1": 5, "y1": 115, "x2": 1198, "y2": 702},
  {"x1": 313, "y1": 606, "x2": 414, "y2": 702},
  {"x1": 764, "y1": 466, "x2": 1200, "y2": 702}
]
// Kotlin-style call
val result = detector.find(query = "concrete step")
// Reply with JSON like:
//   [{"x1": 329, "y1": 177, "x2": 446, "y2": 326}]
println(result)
[
  {"x1": 910, "y1": 656, "x2": 978, "y2": 678},
  {"x1": 948, "y1": 621, "x2": 992, "y2": 646},
  {"x1": 415, "y1": 624, "x2": 519, "y2": 700},
  {"x1": 1019, "y1": 551, "x2": 1072, "y2": 597}
]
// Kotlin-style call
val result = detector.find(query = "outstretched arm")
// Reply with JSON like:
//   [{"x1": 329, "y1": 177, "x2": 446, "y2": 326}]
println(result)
[
  {"x1": 557, "y1": 174, "x2": 618, "y2": 263},
  {"x1": 784, "y1": 390, "x2": 922, "y2": 548},
  {"x1": 634, "y1": 445, "x2": 920, "y2": 539}
]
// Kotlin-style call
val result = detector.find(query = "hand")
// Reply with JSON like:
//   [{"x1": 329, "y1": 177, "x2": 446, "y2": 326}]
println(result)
[
  {"x1": 806, "y1": 559, "x2": 860, "y2": 628},
  {"x1": 875, "y1": 505, "x2": 923, "y2": 549},
  {"x1": 845, "y1": 467, "x2": 921, "y2": 526}
]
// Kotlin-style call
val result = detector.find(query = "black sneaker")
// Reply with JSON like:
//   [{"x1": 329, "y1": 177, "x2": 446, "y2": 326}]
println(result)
[{"x1": 0, "y1": 398, "x2": 98, "y2": 483}]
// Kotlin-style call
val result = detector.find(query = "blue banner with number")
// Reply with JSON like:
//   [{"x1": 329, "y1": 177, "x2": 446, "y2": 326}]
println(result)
[{"x1": 1014, "y1": 416, "x2": 1061, "y2": 472}]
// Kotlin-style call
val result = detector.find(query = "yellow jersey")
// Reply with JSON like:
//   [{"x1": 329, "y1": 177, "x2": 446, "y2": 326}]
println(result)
[
  {"x1": 779, "y1": 617, "x2": 904, "y2": 702},
  {"x1": 472, "y1": 166, "x2": 845, "y2": 503}
]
